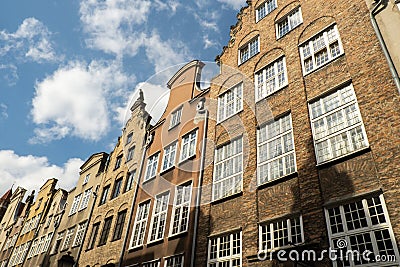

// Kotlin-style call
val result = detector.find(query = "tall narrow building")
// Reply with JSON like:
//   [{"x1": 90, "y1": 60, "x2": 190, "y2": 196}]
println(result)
[
  {"x1": 79, "y1": 91, "x2": 150, "y2": 267},
  {"x1": 196, "y1": 0, "x2": 400, "y2": 266},
  {"x1": 122, "y1": 60, "x2": 209, "y2": 267}
]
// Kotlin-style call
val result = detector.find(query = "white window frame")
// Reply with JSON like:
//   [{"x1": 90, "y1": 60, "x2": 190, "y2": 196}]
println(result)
[
  {"x1": 129, "y1": 201, "x2": 150, "y2": 248},
  {"x1": 79, "y1": 188, "x2": 92, "y2": 211},
  {"x1": 69, "y1": 194, "x2": 82, "y2": 215},
  {"x1": 238, "y1": 36, "x2": 260, "y2": 65},
  {"x1": 148, "y1": 191, "x2": 170, "y2": 243},
  {"x1": 207, "y1": 232, "x2": 242, "y2": 267},
  {"x1": 255, "y1": 56, "x2": 288, "y2": 101},
  {"x1": 255, "y1": 0, "x2": 277, "y2": 22},
  {"x1": 212, "y1": 137, "x2": 243, "y2": 201},
  {"x1": 72, "y1": 222, "x2": 87, "y2": 247},
  {"x1": 179, "y1": 130, "x2": 198, "y2": 162},
  {"x1": 143, "y1": 259, "x2": 161, "y2": 267},
  {"x1": 170, "y1": 107, "x2": 182, "y2": 129},
  {"x1": 169, "y1": 182, "x2": 192, "y2": 236},
  {"x1": 62, "y1": 227, "x2": 75, "y2": 251},
  {"x1": 127, "y1": 145, "x2": 135, "y2": 161},
  {"x1": 144, "y1": 152, "x2": 160, "y2": 181},
  {"x1": 52, "y1": 231, "x2": 64, "y2": 254},
  {"x1": 299, "y1": 24, "x2": 344, "y2": 75},
  {"x1": 325, "y1": 194, "x2": 400, "y2": 267},
  {"x1": 42, "y1": 232, "x2": 53, "y2": 253},
  {"x1": 276, "y1": 7, "x2": 303, "y2": 39},
  {"x1": 259, "y1": 216, "x2": 304, "y2": 252},
  {"x1": 125, "y1": 170, "x2": 136, "y2": 192},
  {"x1": 308, "y1": 84, "x2": 369, "y2": 164},
  {"x1": 217, "y1": 82, "x2": 243, "y2": 123},
  {"x1": 257, "y1": 113, "x2": 297, "y2": 185},
  {"x1": 164, "y1": 254, "x2": 184, "y2": 267},
  {"x1": 162, "y1": 141, "x2": 177, "y2": 171},
  {"x1": 83, "y1": 173, "x2": 90, "y2": 184}
]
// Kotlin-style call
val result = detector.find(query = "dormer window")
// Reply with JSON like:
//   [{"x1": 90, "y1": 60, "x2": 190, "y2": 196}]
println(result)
[
  {"x1": 256, "y1": 0, "x2": 277, "y2": 22},
  {"x1": 170, "y1": 107, "x2": 182, "y2": 129},
  {"x1": 238, "y1": 36, "x2": 260, "y2": 65}
]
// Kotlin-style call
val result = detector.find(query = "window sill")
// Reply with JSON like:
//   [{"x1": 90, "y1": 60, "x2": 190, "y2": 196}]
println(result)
[
  {"x1": 257, "y1": 171, "x2": 297, "y2": 189},
  {"x1": 178, "y1": 154, "x2": 196, "y2": 165},
  {"x1": 211, "y1": 191, "x2": 243, "y2": 205},
  {"x1": 255, "y1": 84, "x2": 288, "y2": 103},
  {"x1": 217, "y1": 109, "x2": 244, "y2": 125},
  {"x1": 168, "y1": 122, "x2": 180, "y2": 131},
  {"x1": 160, "y1": 165, "x2": 175, "y2": 175},
  {"x1": 142, "y1": 176, "x2": 156, "y2": 185},
  {"x1": 302, "y1": 53, "x2": 345, "y2": 77},
  {"x1": 128, "y1": 245, "x2": 143, "y2": 252},
  {"x1": 238, "y1": 51, "x2": 260, "y2": 67},
  {"x1": 276, "y1": 23, "x2": 303, "y2": 41},
  {"x1": 316, "y1": 146, "x2": 370, "y2": 168},
  {"x1": 168, "y1": 231, "x2": 188, "y2": 240},
  {"x1": 146, "y1": 238, "x2": 164, "y2": 247}
]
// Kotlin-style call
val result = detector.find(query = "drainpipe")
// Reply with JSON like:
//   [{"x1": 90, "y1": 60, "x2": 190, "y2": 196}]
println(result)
[
  {"x1": 118, "y1": 133, "x2": 151, "y2": 267},
  {"x1": 191, "y1": 106, "x2": 208, "y2": 267},
  {"x1": 73, "y1": 187, "x2": 99, "y2": 267},
  {"x1": 370, "y1": 0, "x2": 400, "y2": 93}
]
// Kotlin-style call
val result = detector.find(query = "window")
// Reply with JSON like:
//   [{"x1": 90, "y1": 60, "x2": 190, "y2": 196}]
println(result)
[
  {"x1": 218, "y1": 83, "x2": 243, "y2": 122},
  {"x1": 62, "y1": 227, "x2": 75, "y2": 251},
  {"x1": 98, "y1": 216, "x2": 113, "y2": 246},
  {"x1": 257, "y1": 114, "x2": 296, "y2": 185},
  {"x1": 42, "y1": 232, "x2": 53, "y2": 253},
  {"x1": 111, "y1": 178, "x2": 123, "y2": 199},
  {"x1": 256, "y1": 0, "x2": 277, "y2": 22},
  {"x1": 259, "y1": 216, "x2": 303, "y2": 252},
  {"x1": 239, "y1": 36, "x2": 259, "y2": 64},
  {"x1": 79, "y1": 188, "x2": 92, "y2": 211},
  {"x1": 255, "y1": 57, "x2": 288, "y2": 101},
  {"x1": 28, "y1": 239, "x2": 37, "y2": 259},
  {"x1": 99, "y1": 185, "x2": 110, "y2": 205},
  {"x1": 165, "y1": 255, "x2": 184, "y2": 267},
  {"x1": 180, "y1": 130, "x2": 197, "y2": 162},
  {"x1": 325, "y1": 194, "x2": 400, "y2": 266},
  {"x1": 87, "y1": 223, "x2": 100, "y2": 250},
  {"x1": 309, "y1": 84, "x2": 368, "y2": 164},
  {"x1": 73, "y1": 222, "x2": 87, "y2": 247},
  {"x1": 83, "y1": 173, "x2": 90, "y2": 184},
  {"x1": 276, "y1": 7, "x2": 302, "y2": 38},
  {"x1": 213, "y1": 137, "x2": 243, "y2": 201},
  {"x1": 69, "y1": 194, "x2": 82, "y2": 215},
  {"x1": 52, "y1": 232, "x2": 64, "y2": 254},
  {"x1": 170, "y1": 107, "x2": 182, "y2": 129},
  {"x1": 126, "y1": 132, "x2": 133, "y2": 145},
  {"x1": 170, "y1": 182, "x2": 192, "y2": 236},
  {"x1": 125, "y1": 170, "x2": 136, "y2": 192},
  {"x1": 36, "y1": 236, "x2": 45, "y2": 256},
  {"x1": 143, "y1": 260, "x2": 160, "y2": 267},
  {"x1": 162, "y1": 142, "x2": 177, "y2": 171},
  {"x1": 148, "y1": 192, "x2": 170, "y2": 242},
  {"x1": 112, "y1": 210, "x2": 127, "y2": 241},
  {"x1": 130, "y1": 201, "x2": 150, "y2": 248},
  {"x1": 300, "y1": 24, "x2": 344, "y2": 74},
  {"x1": 144, "y1": 152, "x2": 160, "y2": 181},
  {"x1": 45, "y1": 215, "x2": 53, "y2": 228},
  {"x1": 36, "y1": 198, "x2": 43, "y2": 210},
  {"x1": 115, "y1": 155, "x2": 123, "y2": 169},
  {"x1": 127, "y1": 146, "x2": 135, "y2": 161},
  {"x1": 208, "y1": 232, "x2": 242, "y2": 267}
]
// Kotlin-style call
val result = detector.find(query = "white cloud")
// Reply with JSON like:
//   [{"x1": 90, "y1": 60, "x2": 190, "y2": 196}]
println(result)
[
  {"x1": 0, "y1": 150, "x2": 84, "y2": 194},
  {"x1": 217, "y1": 0, "x2": 245, "y2": 10},
  {"x1": 30, "y1": 60, "x2": 135, "y2": 143},
  {"x1": 0, "y1": 64, "x2": 18, "y2": 86},
  {"x1": 0, "y1": 17, "x2": 61, "y2": 63},
  {"x1": 203, "y1": 35, "x2": 219, "y2": 49},
  {"x1": 153, "y1": 0, "x2": 181, "y2": 14},
  {"x1": 194, "y1": 12, "x2": 219, "y2": 32},
  {"x1": 0, "y1": 103, "x2": 8, "y2": 119}
]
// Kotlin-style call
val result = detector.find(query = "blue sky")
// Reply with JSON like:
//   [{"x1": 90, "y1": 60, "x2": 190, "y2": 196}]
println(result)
[{"x1": 0, "y1": 0, "x2": 246, "y2": 194}]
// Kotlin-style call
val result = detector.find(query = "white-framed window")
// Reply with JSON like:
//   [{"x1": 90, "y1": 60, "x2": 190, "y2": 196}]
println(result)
[
  {"x1": 125, "y1": 170, "x2": 136, "y2": 192},
  {"x1": 170, "y1": 182, "x2": 192, "y2": 236},
  {"x1": 162, "y1": 142, "x2": 177, "y2": 171},
  {"x1": 69, "y1": 194, "x2": 82, "y2": 215},
  {"x1": 213, "y1": 137, "x2": 243, "y2": 201},
  {"x1": 259, "y1": 216, "x2": 304, "y2": 252},
  {"x1": 144, "y1": 152, "x2": 160, "y2": 181},
  {"x1": 127, "y1": 146, "x2": 135, "y2": 161},
  {"x1": 238, "y1": 36, "x2": 260, "y2": 64},
  {"x1": 115, "y1": 155, "x2": 123, "y2": 169},
  {"x1": 42, "y1": 232, "x2": 53, "y2": 253},
  {"x1": 20, "y1": 242, "x2": 30, "y2": 264},
  {"x1": 165, "y1": 254, "x2": 184, "y2": 267},
  {"x1": 325, "y1": 194, "x2": 400, "y2": 267},
  {"x1": 257, "y1": 113, "x2": 297, "y2": 185},
  {"x1": 208, "y1": 232, "x2": 242, "y2": 267},
  {"x1": 83, "y1": 173, "x2": 90, "y2": 184},
  {"x1": 126, "y1": 132, "x2": 133, "y2": 145},
  {"x1": 256, "y1": 0, "x2": 277, "y2": 22},
  {"x1": 130, "y1": 201, "x2": 150, "y2": 248},
  {"x1": 62, "y1": 227, "x2": 75, "y2": 251},
  {"x1": 52, "y1": 231, "x2": 64, "y2": 254},
  {"x1": 170, "y1": 107, "x2": 182, "y2": 129},
  {"x1": 27, "y1": 239, "x2": 37, "y2": 259},
  {"x1": 148, "y1": 191, "x2": 170, "y2": 243},
  {"x1": 276, "y1": 7, "x2": 302, "y2": 39},
  {"x1": 45, "y1": 215, "x2": 53, "y2": 228},
  {"x1": 79, "y1": 188, "x2": 92, "y2": 211},
  {"x1": 73, "y1": 222, "x2": 87, "y2": 247},
  {"x1": 309, "y1": 84, "x2": 369, "y2": 164},
  {"x1": 255, "y1": 56, "x2": 288, "y2": 101},
  {"x1": 300, "y1": 24, "x2": 344, "y2": 75},
  {"x1": 218, "y1": 83, "x2": 243, "y2": 123},
  {"x1": 36, "y1": 236, "x2": 45, "y2": 256},
  {"x1": 180, "y1": 130, "x2": 197, "y2": 162},
  {"x1": 143, "y1": 260, "x2": 160, "y2": 267}
]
